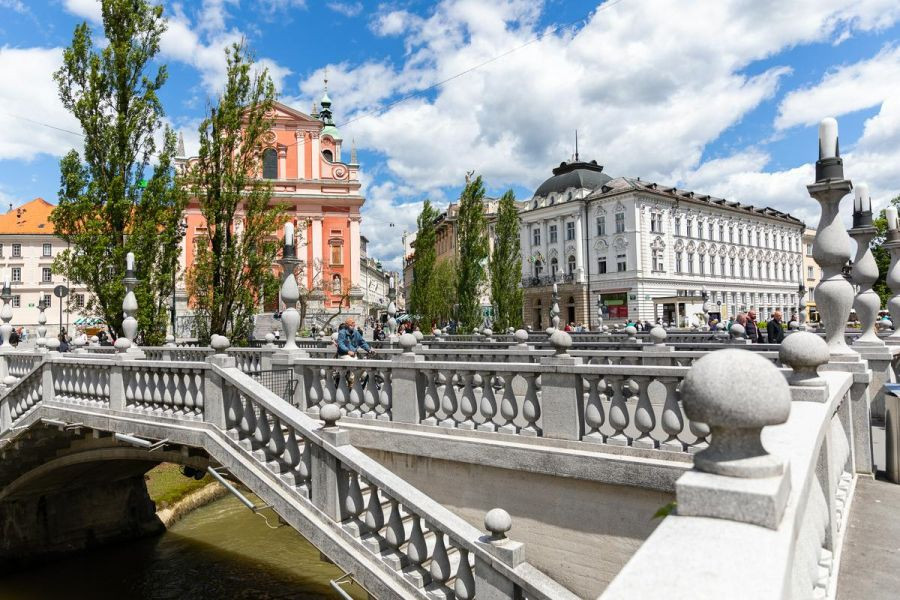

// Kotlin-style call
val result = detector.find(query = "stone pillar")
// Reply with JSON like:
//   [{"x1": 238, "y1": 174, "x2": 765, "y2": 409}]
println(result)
[
  {"x1": 390, "y1": 334, "x2": 424, "y2": 423},
  {"x1": 884, "y1": 211, "x2": 900, "y2": 344},
  {"x1": 677, "y1": 348, "x2": 792, "y2": 529},
  {"x1": 310, "y1": 405, "x2": 347, "y2": 521},
  {"x1": 474, "y1": 509, "x2": 525, "y2": 600},
  {"x1": 538, "y1": 330, "x2": 582, "y2": 440},
  {"x1": 295, "y1": 130, "x2": 306, "y2": 179},
  {"x1": 310, "y1": 133, "x2": 321, "y2": 180}
]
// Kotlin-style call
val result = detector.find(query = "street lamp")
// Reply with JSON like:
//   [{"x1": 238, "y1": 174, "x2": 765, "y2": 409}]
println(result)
[{"x1": 797, "y1": 282, "x2": 807, "y2": 328}]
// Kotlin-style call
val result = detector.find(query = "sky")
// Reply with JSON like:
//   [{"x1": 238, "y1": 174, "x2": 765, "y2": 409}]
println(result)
[{"x1": 1, "y1": 0, "x2": 900, "y2": 270}]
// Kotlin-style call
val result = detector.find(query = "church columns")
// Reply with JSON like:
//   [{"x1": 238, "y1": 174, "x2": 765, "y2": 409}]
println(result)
[
  {"x1": 349, "y1": 217, "x2": 362, "y2": 295},
  {"x1": 297, "y1": 217, "x2": 309, "y2": 289},
  {"x1": 278, "y1": 148, "x2": 287, "y2": 180},
  {"x1": 295, "y1": 131, "x2": 306, "y2": 179},
  {"x1": 311, "y1": 217, "x2": 323, "y2": 289},
  {"x1": 311, "y1": 133, "x2": 321, "y2": 180}
]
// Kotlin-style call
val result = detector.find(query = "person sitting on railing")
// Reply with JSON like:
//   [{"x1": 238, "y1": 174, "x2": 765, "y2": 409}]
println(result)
[{"x1": 337, "y1": 317, "x2": 374, "y2": 359}]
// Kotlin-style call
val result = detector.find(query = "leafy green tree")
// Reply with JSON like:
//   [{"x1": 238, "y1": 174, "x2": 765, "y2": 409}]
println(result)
[
  {"x1": 872, "y1": 194, "x2": 900, "y2": 308},
  {"x1": 489, "y1": 190, "x2": 523, "y2": 330},
  {"x1": 410, "y1": 199, "x2": 440, "y2": 326},
  {"x1": 52, "y1": 0, "x2": 184, "y2": 344},
  {"x1": 455, "y1": 175, "x2": 490, "y2": 331},
  {"x1": 433, "y1": 258, "x2": 458, "y2": 325},
  {"x1": 184, "y1": 43, "x2": 286, "y2": 344}
]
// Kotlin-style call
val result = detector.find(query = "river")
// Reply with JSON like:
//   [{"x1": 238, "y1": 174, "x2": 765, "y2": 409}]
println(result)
[{"x1": 2, "y1": 496, "x2": 367, "y2": 599}]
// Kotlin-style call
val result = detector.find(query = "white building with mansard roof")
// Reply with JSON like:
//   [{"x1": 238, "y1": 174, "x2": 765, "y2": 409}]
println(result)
[{"x1": 519, "y1": 158, "x2": 805, "y2": 329}]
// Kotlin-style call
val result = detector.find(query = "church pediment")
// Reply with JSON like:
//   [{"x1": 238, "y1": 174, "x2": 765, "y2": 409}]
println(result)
[{"x1": 269, "y1": 101, "x2": 319, "y2": 125}]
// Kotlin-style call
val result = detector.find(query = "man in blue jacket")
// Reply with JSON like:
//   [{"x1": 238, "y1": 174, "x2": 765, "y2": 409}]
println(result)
[{"x1": 337, "y1": 318, "x2": 373, "y2": 359}]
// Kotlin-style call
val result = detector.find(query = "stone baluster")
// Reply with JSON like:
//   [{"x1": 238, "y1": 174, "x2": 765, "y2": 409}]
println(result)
[
  {"x1": 458, "y1": 371, "x2": 478, "y2": 429},
  {"x1": 439, "y1": 368, "x2": 459, "y2": 428},
  {"x1": 677, "y1": 348, "x2": 791, "y2": 529},
  {"x1": 807, "y1": 118, "x2": 857, "y2": 360},
  {"x1": 631, "y1": 375, "x2": 656, "y2": 448},
  {"x1": 477, "y1": 370, "x2": 499, "y2": 432},
  {"x1": 849, "y1": 182, "x2": 882, "y2": 347},
  {"x1": 497, "y1": 371, "x2": 519, "y2": 434},
  {"x1": 605, "y1": 374, "x2": 629, "y2": 445},
  {"x1": 658, "y1": 376, "x2": 685, "y2": 452},
  {"x1": 582, "y1": 374, "x2": 605, "y2": 443}
]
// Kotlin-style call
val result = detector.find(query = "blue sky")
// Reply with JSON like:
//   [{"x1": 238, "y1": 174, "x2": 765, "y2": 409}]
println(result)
[{"x1": 1, "y1": 0, "x2": 900, "y2": 269}]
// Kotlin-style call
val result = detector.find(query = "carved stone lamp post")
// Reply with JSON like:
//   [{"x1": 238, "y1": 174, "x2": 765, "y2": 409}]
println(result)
[
  {"x1": 884, "y1": 205, "x2": 900, "y2": 344},
  {"x1": 36, "y1": 299, "x2": 48, "y2": 352},
  {"x1": 115, "y1": 253, "x2": 143, "y2": 356},
  {"x1": 548, "y1": 283, "x2": 560, "y2": 333},
  {"x1": 848, "y1": 182, "x2": 883, "y2": 346},
  {"x1": 278, "y1": 222, "x2": 302, "y2": 350},
  {"x1": 796, "y1": 282, "x2": 807, "y2": 330},
  {"x1": 807, "y1": 118, "x2": 857, "y2": 360},
  {"x1": 0, "y1": 279, "x2": 12, "y2": 348},
  {"x1": 386, "y1": 274, "x2": 398, "y2": 343}
]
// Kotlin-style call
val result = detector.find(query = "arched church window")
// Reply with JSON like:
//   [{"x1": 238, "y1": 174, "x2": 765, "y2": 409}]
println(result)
[
  {"x1": 262, "y1": 148, "x2": 277, "y2": 179},
  {"x1": 323, "y1": 149, "x2": 334, "y2": 162}
]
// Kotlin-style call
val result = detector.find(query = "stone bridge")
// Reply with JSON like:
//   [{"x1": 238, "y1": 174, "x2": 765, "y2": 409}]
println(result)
[{"x1": 1, "y1": 324, "x2": 896, "y2": 599}]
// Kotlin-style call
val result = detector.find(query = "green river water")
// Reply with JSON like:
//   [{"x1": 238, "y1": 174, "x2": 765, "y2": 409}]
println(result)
[{"x1": 1, "y1": 496, "x2": 367, "y2": 600}]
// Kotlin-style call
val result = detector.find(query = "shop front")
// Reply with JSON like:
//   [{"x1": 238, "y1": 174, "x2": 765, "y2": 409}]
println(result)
[{"x1": 597, "y1": 290, "x2": 630, "y2": 321}]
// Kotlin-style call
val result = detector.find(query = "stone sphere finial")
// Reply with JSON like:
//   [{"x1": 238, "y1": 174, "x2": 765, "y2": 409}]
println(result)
[
  {"x1": 507, "y1": 327, "x2": 515, "y2": 334},
  {"x1": 549, "y1": 329, "x2": 573, "y2": 355},
  {"x1": 649, "y1": 325, "x2": 667, "y2": 345},
  {"x1": 165, "y1": 333, "x2": 176, "y2": 347},
  {"x1": 788, "y1": 320, "x2": 799, "y2": 331},
  {"x1": 514, "y1": 329, "x2": 528, "y2": 345},
  {"x1": 264, "y1": 332, "x2": 275, "y2": 347},
  {"x1": 413, "y1": 330, "x2": 424, "y2": 342},
  {"x1": 482, "y1": 328, "x2": 492, "y2": 336},
  {"x1": 210, "y1": 334, "x2": 230, "y2": 355},
  {"x1": 544, "y1": 327, "x2": 555, "y2": 335},
  {"x1": 879, "y1": 317, "x2": 893, "y2": 331},
  {"x1": 729, "y1": 323, "x2": 746, "y2": 340},
  {"x1": 433, "y1": 328, "x2": 441, "y2": 336},
  {"x1": 114, "y1": 337, "x2": 131, "y2": 352},
  {"x1": 90, "y1": 335, "x2": 99, "y2": 346},
  {"x1": 484, "y1": 507, "x2": 512, "y2": 541},
  {"x1": 681, "y1": 349, "x2": 790, "y2": 478},
  {"x1": 779, "y1": 331, "x2": 829, "y2": 387},
  {"x1": 624, "y1": 325, "x2": 637, "y2": 342},
  {"x1": 399, "y1": 333, "x2": 417, "y2": 353},
  {"x1": 320, "y1": 403, "x2": 341, "y2": 428}
]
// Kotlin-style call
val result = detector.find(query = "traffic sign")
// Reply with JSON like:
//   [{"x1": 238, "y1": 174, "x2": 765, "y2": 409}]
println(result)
[{"x1": 53, "y1": 285, "x2": 69, "y2": 298}]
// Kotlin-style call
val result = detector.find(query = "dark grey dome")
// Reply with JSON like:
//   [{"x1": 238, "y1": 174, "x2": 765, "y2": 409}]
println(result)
[{"x1": 533, "y1": 160, "x2": 611, "y2": 198}]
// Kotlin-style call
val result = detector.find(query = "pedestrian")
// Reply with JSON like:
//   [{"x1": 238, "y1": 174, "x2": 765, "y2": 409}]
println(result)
[
  {"x1": 767, "y1": 310, "x2": 785, "y2": 343},
  {"x1": 58, "y1": 333, "x2": 70, "y2": 353},
  {"x1": 746, "y1": 309, "x2": 760, "y2": 343},
  {"x1": 10, "y1": 327, "x2": 20, "y2": 346},
  {"x1": 336, "y1": 317, "x2": 374, "y2": 359}
]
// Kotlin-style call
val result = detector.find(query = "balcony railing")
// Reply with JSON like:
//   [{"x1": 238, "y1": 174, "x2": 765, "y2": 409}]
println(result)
[{"x1": 521, "y1": 273, "x2": 575, "y2": 288}]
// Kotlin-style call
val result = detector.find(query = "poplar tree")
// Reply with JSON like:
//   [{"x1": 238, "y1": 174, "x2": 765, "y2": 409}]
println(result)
[
  {"x1": 410, "y1": 200, "x2": 439, "y2": 326},
  {"x1": 184, "y1": 43, "x2": 286, "y2": 344},
  {"x1": 455, "y1": 175, "x2": 489, "y2": 331},
  {"x1": 52, "y1": 0, "x2": 184, "y2": 344},
  {"x1": 489, "y1": 190, "x2": 523, "y2": 330}
]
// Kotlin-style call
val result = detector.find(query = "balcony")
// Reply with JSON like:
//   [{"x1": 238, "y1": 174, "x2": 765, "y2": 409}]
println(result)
[{"x1": 521, "y1": 273, "x2": 576, "y2": 288}]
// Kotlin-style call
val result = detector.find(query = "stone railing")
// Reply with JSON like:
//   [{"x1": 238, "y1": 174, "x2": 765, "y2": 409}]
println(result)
[
  {"x1": 4, "y1": 352, "x2": 44, "y2": 378},
  {"x1": 602, "y1": 335, "x2": 863, "y2": 599},
  {"x1": 293, "y1": 338, "x2": 714, "y2": 456},
  {"x1": 0, "y1": 353, "x2": 577, "y2": 600}
]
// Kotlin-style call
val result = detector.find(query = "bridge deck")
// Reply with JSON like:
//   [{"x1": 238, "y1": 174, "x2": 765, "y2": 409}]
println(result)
[{"x1": 837, "y1": 474, "x2": 900, "y2": 599}]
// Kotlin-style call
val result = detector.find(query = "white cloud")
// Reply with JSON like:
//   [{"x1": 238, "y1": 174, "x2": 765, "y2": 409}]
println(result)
[
  {"x1": 0, "y1": 0, "x2": 28, "y2": 14},
  {"x1": 63, "y1": 0, "x2": 102, "y2": 23},
  {"x1": 328, "y1": 2, "x2": 363, "y2": 18},
  {"x1": 358, "y1": 179, "x2": 424, "y2": 271},
  {"x1": 776, "y1": 44, "x2": 900, "y2": 129},
  {"x1": 0, "y1": 46, "x2": 83, "y2": 160}
]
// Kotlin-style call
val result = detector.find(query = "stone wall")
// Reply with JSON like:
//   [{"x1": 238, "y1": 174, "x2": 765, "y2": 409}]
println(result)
[
  {"x1": 364, "y1": 448, "x2": 672, "y2": 598},
  {"x1": 0, "y1": 474, "x2": 163, "y2": 573}
]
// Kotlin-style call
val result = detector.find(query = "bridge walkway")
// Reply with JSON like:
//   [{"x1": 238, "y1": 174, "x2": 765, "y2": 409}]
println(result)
[{"x1": 836, "y1": 473, "x2": 900, "y2": 599}]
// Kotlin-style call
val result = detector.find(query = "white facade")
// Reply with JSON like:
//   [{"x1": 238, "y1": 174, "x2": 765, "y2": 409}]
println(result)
[
  {"x1": 0, "y1": 234, "x2": 90, "y2": 337},
  {"x1": 520, "y1": 169, "x2": 805, "y2": 327}
]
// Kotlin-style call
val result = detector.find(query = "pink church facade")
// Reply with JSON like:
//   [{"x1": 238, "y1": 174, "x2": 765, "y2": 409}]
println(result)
[{"x1": 176, "y1": 95, "x2": 365, "y2": 330}]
